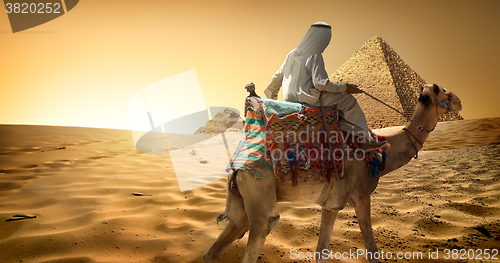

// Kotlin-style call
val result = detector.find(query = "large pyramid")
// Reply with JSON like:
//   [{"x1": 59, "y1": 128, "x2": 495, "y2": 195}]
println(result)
[{"x1": 330, "y1": 36, "x2": 463, "y2": 129}]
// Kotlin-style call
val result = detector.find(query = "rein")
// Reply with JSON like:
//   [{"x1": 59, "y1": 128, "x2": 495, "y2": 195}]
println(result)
[
  {"x1": 360, "y1": 89, "x2": 437, "y2": 132},
  {"x1": 403, "y1": 128, "x2": 421, "y2": 159},
  {"x1": 359, "y1": 87, "x2": 450, "y2": 159}
]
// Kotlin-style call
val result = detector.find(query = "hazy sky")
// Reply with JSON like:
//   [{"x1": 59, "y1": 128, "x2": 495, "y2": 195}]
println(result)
[{"x1": 1, "y1": 0, "x2": 499, "y2": 130}]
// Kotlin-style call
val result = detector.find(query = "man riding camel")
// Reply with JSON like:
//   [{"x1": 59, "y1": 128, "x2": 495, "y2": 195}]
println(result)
[{"x1": 260, "y1": 21, "x2": 386, "y2": 151}]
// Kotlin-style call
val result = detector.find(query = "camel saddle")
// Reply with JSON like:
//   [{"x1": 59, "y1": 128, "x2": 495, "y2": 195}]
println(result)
[{"x1": 226, "y1": 96, "x2": 347, "y2": 186}]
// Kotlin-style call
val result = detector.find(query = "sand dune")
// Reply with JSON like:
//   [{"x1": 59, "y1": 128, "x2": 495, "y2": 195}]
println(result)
[{"x1": 0, "y1": 118, "x2": 499, "y2": 262}]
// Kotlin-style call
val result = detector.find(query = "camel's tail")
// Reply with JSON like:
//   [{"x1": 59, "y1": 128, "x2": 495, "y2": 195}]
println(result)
[{"x1": 216, "y1": 169, "x2": 236, "y2": 224}]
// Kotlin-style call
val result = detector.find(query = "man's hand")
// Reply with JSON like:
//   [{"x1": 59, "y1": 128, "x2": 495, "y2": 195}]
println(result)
[{"x1": 345, "y1": 83, "x2": 363, "y2": 94}]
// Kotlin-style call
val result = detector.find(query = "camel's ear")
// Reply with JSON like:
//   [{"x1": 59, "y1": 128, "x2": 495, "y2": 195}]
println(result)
[
  {"x1": 433, "y1": 84, "x2": 440, "y2": 94},
  {"x1": 420, "y1": 85, "x2": 424, "y2": 93}
]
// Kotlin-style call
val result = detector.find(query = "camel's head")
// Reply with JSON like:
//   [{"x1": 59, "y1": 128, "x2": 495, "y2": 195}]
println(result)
[{"x1": 419, "y1": 84, "x2": 462, "y2": 116}]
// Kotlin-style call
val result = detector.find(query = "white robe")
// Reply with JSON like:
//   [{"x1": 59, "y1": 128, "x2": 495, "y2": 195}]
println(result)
[{"x1": 264, "y1": 51, "x2": 372, "y2": 138}]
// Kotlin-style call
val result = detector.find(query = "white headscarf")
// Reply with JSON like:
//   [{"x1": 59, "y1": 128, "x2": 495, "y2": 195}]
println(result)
[
  {"x1": 295, "y1": 22, "x2": 332, "y2": 57},
  {"x1": 282, "y1": 22, "x2": 332, "y2": 101}
]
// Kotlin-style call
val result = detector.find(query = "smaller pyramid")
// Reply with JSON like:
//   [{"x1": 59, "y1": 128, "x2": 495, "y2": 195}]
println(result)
[
  {"x1": 195, "y1": 108, "x2": 243, "y2": 134},
  {"x1": 330, "y1": 36, "x2": 463, "y2": 128}
]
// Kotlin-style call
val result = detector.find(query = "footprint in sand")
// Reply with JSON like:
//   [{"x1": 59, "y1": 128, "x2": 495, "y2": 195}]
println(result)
[
  {"x1": 88, "y1": 155, "x2": 106, "y2": 160},
  {"x1": 20, "y1": 164, "x2": 38, "y2": 169},
  {"x1": 44, "y1": 160, "x2": 73, "y2": 168}
]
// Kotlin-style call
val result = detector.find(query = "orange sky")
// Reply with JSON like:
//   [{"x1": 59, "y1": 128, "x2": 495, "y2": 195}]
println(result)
[{"x1": 1, "y1": 0, "x2": 499, "y2": 130}]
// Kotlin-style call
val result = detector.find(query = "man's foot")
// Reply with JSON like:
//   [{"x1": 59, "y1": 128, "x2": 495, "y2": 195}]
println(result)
[{"x1": 359, "y1": 141, "x2": 387, "y2": 152}]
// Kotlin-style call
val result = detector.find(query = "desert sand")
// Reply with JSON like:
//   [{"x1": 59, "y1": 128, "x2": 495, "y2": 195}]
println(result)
[{"x1": 1, "y1": 118, "x2": 499, "y2": 263}]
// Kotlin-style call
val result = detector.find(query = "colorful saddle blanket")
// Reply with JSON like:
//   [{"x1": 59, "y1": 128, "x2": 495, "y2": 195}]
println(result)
[{"x1": 227, "y1": 97, "x2": 348, "y2": 186}]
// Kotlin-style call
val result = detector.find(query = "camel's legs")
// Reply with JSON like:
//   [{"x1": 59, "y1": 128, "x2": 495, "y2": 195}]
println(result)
[
  {"x1": 315, "y1": 208, "x2": 339, "y2": 263},
  {"x1": 354, "y1": 195, "x2": 378, "y2": 263},
  {"x1": 203, "y1": 191, "x2": 249, "y2": 263},
  {"x1": 237, "y1": 171, "x2": 279, "y2": 263}
]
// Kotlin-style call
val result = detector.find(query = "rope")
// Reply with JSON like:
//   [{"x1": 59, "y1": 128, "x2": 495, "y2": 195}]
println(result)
[
  {"x1": 403, "y1": 128, "x2": 421, "y2": 159},
  {"x1": 360, "y1": 89, "x2": 435, "y2": 132}
]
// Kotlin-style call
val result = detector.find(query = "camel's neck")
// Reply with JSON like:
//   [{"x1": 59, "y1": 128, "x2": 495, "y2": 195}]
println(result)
[{"x1": 380, "y1": 104, "x2": 439, "y2": 176}]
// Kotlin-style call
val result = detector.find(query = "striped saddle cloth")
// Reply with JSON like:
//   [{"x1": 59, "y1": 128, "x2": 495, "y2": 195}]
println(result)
[{"x1": 226, "y1": 96, "x2": 345, "y2": 186}]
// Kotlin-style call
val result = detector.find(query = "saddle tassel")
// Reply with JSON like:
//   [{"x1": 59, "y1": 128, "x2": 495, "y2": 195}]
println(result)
[
  {"x1": 326, "y1": 166, "x2": 332, "y2": 184},
  {"x1": 292, "y1": 166, "x2": 298, "y2": 186}
]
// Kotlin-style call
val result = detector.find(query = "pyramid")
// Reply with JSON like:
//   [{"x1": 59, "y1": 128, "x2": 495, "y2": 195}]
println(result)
[
  {"x1": 194, "y1": 108, "x2": 243, "y2": 134},
  {"x1": 330, "y1": 36, "x2": 463, "y2": 129}
]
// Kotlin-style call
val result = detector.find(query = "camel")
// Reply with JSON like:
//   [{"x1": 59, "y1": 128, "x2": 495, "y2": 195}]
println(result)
[{"x1": 203, "y1": 84, "x2": 462, "y2": 263}]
